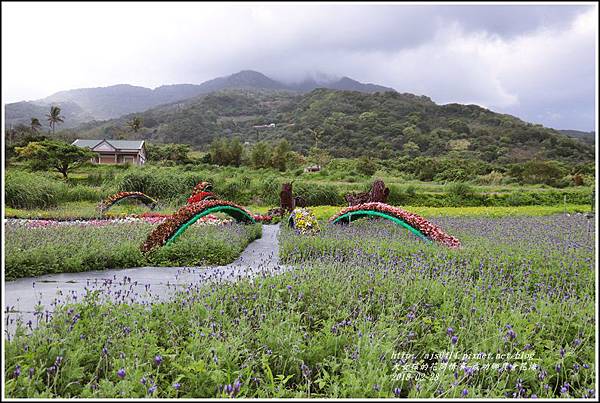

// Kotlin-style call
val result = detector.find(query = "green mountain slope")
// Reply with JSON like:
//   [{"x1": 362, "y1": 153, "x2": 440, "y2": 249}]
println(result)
[{"x1": 71, "y1": 88, "x2": 593, "y2": 163}]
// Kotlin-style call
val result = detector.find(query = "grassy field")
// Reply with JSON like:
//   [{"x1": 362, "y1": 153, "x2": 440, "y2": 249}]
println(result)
[
  {"x1": 5, "y1": 164, "x2": 594, "y2": 210},
  {"x1": 4, "y1": 214, "x2": 595, "y2": 398},
  {"x1": 5, "y1": 201, "x2": 592, "y2": 221}
]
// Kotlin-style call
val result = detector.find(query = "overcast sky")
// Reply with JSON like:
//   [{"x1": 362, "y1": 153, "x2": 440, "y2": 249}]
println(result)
[{"x1": 2, "y1": 2, "x2": 597, "y2": 130}]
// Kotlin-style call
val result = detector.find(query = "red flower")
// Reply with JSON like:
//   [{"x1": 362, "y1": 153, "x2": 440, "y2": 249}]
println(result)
[
  {"x1": 329, "y1": 202, "x2": 461, "y2": 248},
  {"x1": 253, "y1": 214, "x2": 273, "y2": 223},
  {"x1": 187, "y1": 191, "x2": 216, "y2": 204}
]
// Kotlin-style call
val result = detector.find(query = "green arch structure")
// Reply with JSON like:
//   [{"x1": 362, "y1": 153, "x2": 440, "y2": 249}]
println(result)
[
  {"x1": 166, "y1": 205, "x2": 255, "y2": 245},
  {"x1": 331, "y1": 210, "x2": 432, "y2": 244},
  {"x1": 141, "y1": 200, "x2": 257, "y2": 253}
]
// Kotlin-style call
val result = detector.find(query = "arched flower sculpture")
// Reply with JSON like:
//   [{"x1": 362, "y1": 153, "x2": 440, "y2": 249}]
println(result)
[{"x1": 329, "y1": 202, "x2": 461, "y2": 248}]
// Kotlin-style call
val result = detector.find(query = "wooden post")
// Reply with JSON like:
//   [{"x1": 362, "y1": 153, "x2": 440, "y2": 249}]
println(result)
[{"x1": 563, "y1": 195, "x2": 567, "y2": 215}]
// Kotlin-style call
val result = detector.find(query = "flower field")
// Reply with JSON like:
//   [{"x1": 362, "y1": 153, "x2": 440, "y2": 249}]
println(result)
[
  {"x1": 4, "y1": 213, "x2": 596, "y2": 398},
  {"x1": 4, "y1": 220, "x2": 262, "y2": 280}
]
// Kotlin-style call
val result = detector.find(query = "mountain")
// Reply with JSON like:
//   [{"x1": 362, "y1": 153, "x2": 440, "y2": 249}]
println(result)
[
  {"x1": 194, "y1": 70, "x2": 287, "y2": 93},
  {"x1": 558, "y1": 129, "x2": 595, "y2": 146},
  {"x1": 41, "y1": 84, "x2": 206, "y2": 121},
  {"x1": 4, "y1": 100, "x2": 95, "y2": 130},
  {"x1": 68, "y1": 87, "x2": 594, "y2": 164},
  {"x1": 5, "y1": 70, "x2": 396, "y2": 125}
]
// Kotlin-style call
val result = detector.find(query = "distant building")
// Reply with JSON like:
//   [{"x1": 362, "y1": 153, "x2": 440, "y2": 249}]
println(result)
[
  {"x1": 71, "y1": 139, "x2": 147, "y2": 165},
  {"x1": 252, "y1": 123, "x2": 276, "y2": 129}
]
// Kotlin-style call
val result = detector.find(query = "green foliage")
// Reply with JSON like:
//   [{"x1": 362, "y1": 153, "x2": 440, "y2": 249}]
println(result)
[
  {"x1": 146, "y1": 143, "x2": 191, "y2": 164},
  {"x1": 15, "y1": 140, "x2": 96, "y2": 179},
  {"x1": 209, "y1": 137, "x2": 244, "y2": 167},
  {"x1": 70, "y1": 88, "x2": 593, "y2": 165},
  {"x1": 510, "y1": 160, "x2": 569, "y2": 187},
  {"x1": 5, "y1": 170, "x2": 68, "y2": 209},
  {"x1": 250, "y1": 142, "x2": 272, "y2": 169},
  {"x1": 446, "y1": 182, "x2": 475, "y2": 200},
  {"x1": 271, "y1": 139, "x2": 292, "y2": 172}
]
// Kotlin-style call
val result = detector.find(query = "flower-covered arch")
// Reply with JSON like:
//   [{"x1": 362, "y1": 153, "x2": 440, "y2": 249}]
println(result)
[
  {"x1": 141, "y1": 199, "x2": 256, "y2": 253},
  {"x1": 98, "y1": 192, "x2": 158, "y2": 214},
  {"x1": 329, "y1": 202, "x2": 461, "y2": 248}
]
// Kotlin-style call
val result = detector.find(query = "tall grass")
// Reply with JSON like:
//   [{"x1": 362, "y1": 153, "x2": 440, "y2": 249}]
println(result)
[{"x1": 5, "y1": 171, "x2": 69, "y2": 209}]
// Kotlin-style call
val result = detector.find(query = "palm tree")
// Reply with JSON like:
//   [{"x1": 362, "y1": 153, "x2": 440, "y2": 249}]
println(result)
[
  {"x1": 30, "y1": 117, "x2": 42, "y2": 133},
  {"x1": 127, "y1": 116, "x2": 143, "y2": 133},
  {"x1": 46, "y1": 106, "x2": 64, "y2": 135}
]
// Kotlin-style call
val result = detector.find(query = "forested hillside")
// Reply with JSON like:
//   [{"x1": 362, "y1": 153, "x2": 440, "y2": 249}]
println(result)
[{"x1": 70, "y1": 88, "x2": 594, "y2": 164}]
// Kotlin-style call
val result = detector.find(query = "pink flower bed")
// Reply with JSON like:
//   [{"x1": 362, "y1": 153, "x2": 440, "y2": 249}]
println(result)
[{"x1": 329, "y1": 202, "x2": 461, "y2": 248}]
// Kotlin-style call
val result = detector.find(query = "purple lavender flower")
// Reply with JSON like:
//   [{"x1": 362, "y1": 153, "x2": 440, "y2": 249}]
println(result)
[
  {"x1": 393, "y1": 387, "x2": 402, "y2": 397},
  {"x1": 140, "y1": 376, "x2": 147, "y2": 385},
  {"x1": 28, "y1": 367, "x2": 34, "y2": 378},
  {"x1": 462, "y1": 388, "x2": 468, "y2": 396},
  {"x1": 301, "y1": 363, "x2": 312, "y2": 378},
  {"x1": 173, "y1": 382, "x2": 181, "y2": 390},
  {"x1": 13, "y1": 365, "x2": 21, "y2": 378},
  {"x1": 117, "y1": 368, "x2": 126, "y2": 379},
  {"x1": 451, "y1": 335, "x2": 458, "y2": 345},
  {"x1": 447, "y1": 327, "x2": 454, "y2": 336},
  {"x1": 148, "y1": 385, "x2": 157, "y2": 394},
  {"x1": 154, "y1": 355, "x2": 163, "y2": 366}
]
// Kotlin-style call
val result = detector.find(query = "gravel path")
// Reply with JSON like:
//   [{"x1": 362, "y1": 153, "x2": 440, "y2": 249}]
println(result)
[{"x1": 3, "y1": 224, "x2": 288, "y2": 337}]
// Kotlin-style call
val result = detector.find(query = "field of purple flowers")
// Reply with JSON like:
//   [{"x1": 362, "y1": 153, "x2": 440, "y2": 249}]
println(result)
[
  {"x1": 4, "y1": 214, "x2": 596, "y2": 398},
  {"x1": 4, "y1": 220, "x2": 261, "y2": 279}
]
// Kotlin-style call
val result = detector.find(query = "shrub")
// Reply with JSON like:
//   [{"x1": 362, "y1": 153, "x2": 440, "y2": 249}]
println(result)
[
  {"x1": 446, "y1": 182, "x2": 475, "y2": 199},
  {"x1": 5, "y1": 170, "x2": 68, "y2": 209}
]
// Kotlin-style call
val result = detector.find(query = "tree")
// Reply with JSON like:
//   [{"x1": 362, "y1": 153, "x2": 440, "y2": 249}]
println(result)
[
  {"x1": 308, "y1": 146, "x2": 332, "y2": 169},
  {"x1": 15, "y1": 140, "x2": 95, "y2": 179},
  {"x1": 250, "y1": 141, "x2": 271, "y2": 169},
  {"x1": 229, "y1": 137, "x2": 243, "y2": 167},
  {"x1": 209, "y1": 138, "x2": 227, "y2": 166},
  {"x1": 402, "y1": 141, "x2": 420, "y2": 158},
  {"x1": 127, "y1": 116, "x2": 143, "y2": 133},
  {"x1": 308, "y1": 128, "x2": 324, "y2": 149},
  {"x1": 46, "y1": 106, "x2": 64, "y2": 135},
  {"x1": 146, "y1": 143, "x2": 191, "y2": 164},
  {"x1": 271, "y1": 139, "x2": 291, "y2": 171},
  {"x1": 30, "y1": 118, "x2": 42, "y2": 133}
]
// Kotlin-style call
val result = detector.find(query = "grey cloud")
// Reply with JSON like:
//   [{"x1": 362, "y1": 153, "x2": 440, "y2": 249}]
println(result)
[{"x1": 3, "y1": 3, "x2": 596, "y2": 131}]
